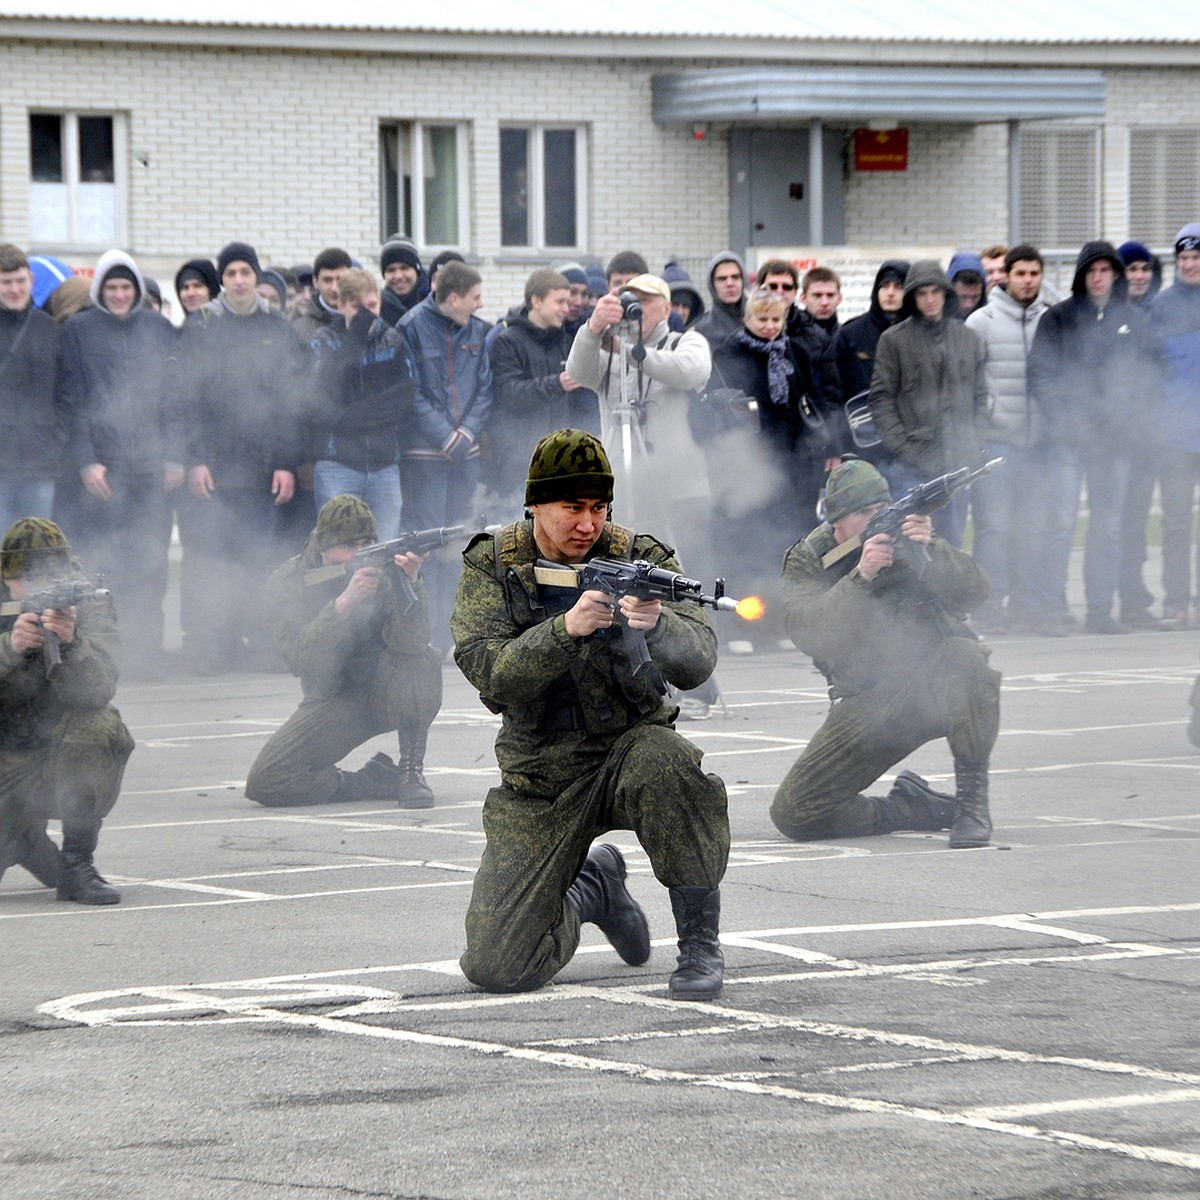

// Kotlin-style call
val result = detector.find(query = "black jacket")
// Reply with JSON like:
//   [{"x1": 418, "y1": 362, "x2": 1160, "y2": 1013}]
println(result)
[
  {"x1": 710, "y1": 332, "x2": 827, "y2": 463},
  {"x1": 1028, "y1": 240, "x2": 1162, "y2": 453},
  {"x1": 310, "y1": 309, "x2": 414, "y2": 471},
  {"x1": 486, "y1": 311, "x2": 599, "y2": 498},
  {"x1": 60, "y1": 304, "x2": 178, "y2": 473},
  {"x1": 0, "y1": 304, "x2": 66, "y2": 479},
  {"x1": 173, "y1": 296, "x2": 309, "y2": 489}
]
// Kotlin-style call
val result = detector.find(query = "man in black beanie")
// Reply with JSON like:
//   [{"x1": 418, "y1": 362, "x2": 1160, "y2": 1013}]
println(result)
[
  {"x1": 174, "y1": 259, "x2": 219, "y2": 319},
  {"x1": 379, "y1": 234, "x2": 429, "y2": 327},
  {"x1": 170, "y1": 241, "x2": 308, "y2": 672}
]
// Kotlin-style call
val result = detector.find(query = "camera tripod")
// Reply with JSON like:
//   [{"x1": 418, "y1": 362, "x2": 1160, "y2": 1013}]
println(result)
[{"x1": 602, "y1": 321, "x2": 730, "y2": 719}]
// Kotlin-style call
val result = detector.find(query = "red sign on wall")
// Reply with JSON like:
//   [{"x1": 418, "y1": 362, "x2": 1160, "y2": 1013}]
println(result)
[{"x1": 854, "y1": 128, "x2": 908, "y2": 172}]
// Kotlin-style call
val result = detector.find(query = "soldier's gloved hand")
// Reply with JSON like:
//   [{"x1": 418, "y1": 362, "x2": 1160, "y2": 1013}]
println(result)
[
  {"x1": 564, "y1": 589, "x2": 616, "y2": 638},
  {"x1": 334, "y1": 566, "x2": 382, "y2": 617}
]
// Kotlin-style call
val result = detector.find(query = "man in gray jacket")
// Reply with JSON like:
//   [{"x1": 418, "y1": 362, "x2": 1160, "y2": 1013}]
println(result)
[
  {"x1": 868, "y1": 260, "x2": 987, "y2": 546},
  {"x1": 965, "y1": 245, "x2": 1051, "y2": 634}
]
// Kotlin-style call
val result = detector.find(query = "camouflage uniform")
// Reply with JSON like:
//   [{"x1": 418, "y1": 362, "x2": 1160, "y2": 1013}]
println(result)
[
  {"x1": 452, "y1": 518, "x2": 729, "y2": 992},
  {"x1": 245, "y1": 497, "x2": 442, "y2": 808},
  {"x1": 0, "y1": 524, "x2": 133, "y2": 893},
  {"x1": 771, "y1": 520, "x2": 1000, "y2": 840}
]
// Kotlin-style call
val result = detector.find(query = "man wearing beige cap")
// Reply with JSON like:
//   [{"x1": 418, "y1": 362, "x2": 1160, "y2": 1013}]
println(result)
[{"x1": 566, "y1": 273, "x2": 710, "y2": 551}]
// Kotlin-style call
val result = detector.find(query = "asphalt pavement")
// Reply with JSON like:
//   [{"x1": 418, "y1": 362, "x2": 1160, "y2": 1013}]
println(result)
[{"x1": 2, "y1": 558, "x2": 1199, "y2": 1200}]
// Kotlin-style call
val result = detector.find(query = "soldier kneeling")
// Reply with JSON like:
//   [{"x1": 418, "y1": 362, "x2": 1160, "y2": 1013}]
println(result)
[
  {"x1": 245, "y1": 496, "x2": 443, "y2": 809},
  {"x1": 0, "y1": 518, "x2": 133, "y2": 903}
]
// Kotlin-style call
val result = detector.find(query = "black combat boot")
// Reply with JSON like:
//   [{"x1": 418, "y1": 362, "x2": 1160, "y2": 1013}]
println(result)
[
  {"x1": 17, "y1": 824, "x2": 63, "y2": 888},
  {"x1": 397, "y1": 726, "x2": 435, "y2": 809},
  {"x1": 565, "y1": 844, "x2": 651, "y2": 966},
  {"x1": 876, "y1": 770, "x2": 955, "y2": 833},
  {"x1": 949, "y1": 758, "x2": 992, "y2": 849},
  {"x1": 329, "y1": 755, "x2": 399, "y2": 803},
  {"x1": 58, "y1": 822, "x2": 120, "y2": 905},
  {"x1": 668, "y1": 886, "x2": 723, "y2": 1001}
]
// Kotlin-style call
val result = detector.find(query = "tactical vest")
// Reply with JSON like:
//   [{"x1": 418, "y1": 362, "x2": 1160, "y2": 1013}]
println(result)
[{"x1": 489, "y1": 519, "x2": 663, "y2": 735}]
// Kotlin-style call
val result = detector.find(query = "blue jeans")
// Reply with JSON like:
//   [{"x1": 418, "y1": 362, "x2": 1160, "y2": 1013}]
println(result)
[
  {"x1": 399, "y1": 454, "x2": 481, "y2": 651},
  {"x1": 880, "y1": 460, "x2": 968, "y2": 548},
  {"x1": 0, "y1": 478, "x2": 55, "y2": 535},
  {"x1": 1034, "y1": 443, "x2": 1083, "y2": 620},
  {"x1": 313, "y1": 461, "x2": 402, "y2": 540}
]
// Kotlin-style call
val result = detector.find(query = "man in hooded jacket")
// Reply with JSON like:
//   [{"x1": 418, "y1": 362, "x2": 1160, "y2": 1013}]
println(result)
[
  {"x1": 827, "y1": 259, "x2": 909, "y2": 463},
  {"x1": 1028, "y1": 240, "x2": 1162, "y2": 634},
  {"x1": 693, "y1": 251, "x2": 747, "y2": 347},
  {"x1": 1149, "y1": 223, "x2": 1200, "y2": 629},
  {"x1": 867, "y1": 260, "x2": 988, "y2": 546},
  {"x1": 59, "y1": 249, "x2": 178, "y2": 676}
]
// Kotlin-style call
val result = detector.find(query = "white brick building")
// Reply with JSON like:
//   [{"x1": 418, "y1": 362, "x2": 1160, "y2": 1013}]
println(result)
[{"x1": 1, "y1": 4, "x2": 1197, "y2": 313}]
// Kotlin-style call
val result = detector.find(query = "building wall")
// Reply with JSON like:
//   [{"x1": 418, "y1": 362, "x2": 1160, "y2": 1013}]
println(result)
[
  {"x1": 842, "y1": 123, "x2": 1010, "y2": 248},
  {"x1": 4, "y1": 36, "x2": 1200, "y2": 314},
  {"x1": 0, "y1": 38, "x2": 730, "y2": 316}
]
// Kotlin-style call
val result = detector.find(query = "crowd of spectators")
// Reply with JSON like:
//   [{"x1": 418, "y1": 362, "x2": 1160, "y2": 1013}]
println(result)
[{"x1": 0, "y1": 225, "x2": 1196, "y2": 677}]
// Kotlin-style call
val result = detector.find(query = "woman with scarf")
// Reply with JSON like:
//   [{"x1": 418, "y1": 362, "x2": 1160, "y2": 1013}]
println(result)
[{"x1": 704, "y1": 287, "x2": 831, "y2": 649}]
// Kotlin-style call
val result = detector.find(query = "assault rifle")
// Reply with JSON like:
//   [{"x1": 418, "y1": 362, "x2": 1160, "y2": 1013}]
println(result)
[
  {"x1": 821, "y1": 458, "x2": 1005, "y2": 572},
  {"x1": 535, "y1": 557, "x2": 739, "y2": 682},
  {"x1": 303, "y1": 524, "x2": 472, "y2": 608},
  {"x1": 0, "y1": 579, "x2": 111, "y2": 678}
]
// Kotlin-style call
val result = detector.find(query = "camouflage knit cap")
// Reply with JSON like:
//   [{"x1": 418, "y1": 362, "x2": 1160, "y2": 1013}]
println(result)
[
  {"x1": 823, "y1": 459, "x2": 891, "y2": 523},
  {"x1": 314, "y1": 495, "x2": 378, "y2": 551},
  {"x1": 0, "y1": 517, "x2": 72, "y2": 578},
  {"x1": 525, "y1": 428, "x2": 614, "y2": 506}
]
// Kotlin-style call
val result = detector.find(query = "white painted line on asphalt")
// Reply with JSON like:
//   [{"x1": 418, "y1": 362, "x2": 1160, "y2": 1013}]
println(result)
[
  {"x1": 963, "y1": 1088, "x2": 1200, "y2": 1121},
  {"x1": 0, "y1": 878, "x2": 475, "y2": 920},
  {"x1": 37, "y1": 977, "x2": 1200, "y2": 1174},
  {"x1": 729, "y1": 901, "x2": 1200, "y2": 939},
  {"x1": 986, "y1": 917, "x2": 1110, "y2": 944},
  {"x1": 1035, "y1": 813, "x2": 1200, "y2": 829},
  {"x1": 135, "y1": 880, "x2": 274, "y2": 900}
]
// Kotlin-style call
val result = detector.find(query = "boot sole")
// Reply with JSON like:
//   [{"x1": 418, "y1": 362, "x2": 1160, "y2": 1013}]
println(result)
[
  {"x1": 57, "y1": 889, "x2": 121, "y2": 904},
  {"x1": 668, "y1": 980, "x2": 723, "y2": 1001}
]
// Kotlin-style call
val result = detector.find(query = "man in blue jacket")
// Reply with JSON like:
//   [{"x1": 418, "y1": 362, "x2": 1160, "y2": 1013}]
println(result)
[
  {"x1": 1150, "y1": 224, "x2": 1200, "y2": 629},
  {"x1": 399, "y1": 261, "x2": 492, "y2": 649}
]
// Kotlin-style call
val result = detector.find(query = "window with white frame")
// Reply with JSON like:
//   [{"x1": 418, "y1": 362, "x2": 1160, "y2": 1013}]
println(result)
[
  {"x1": 1129, "y1": 128, "x2": 1200, "y2": 245},
  {"x1": 1018, "y1": 125, "x2": 1100, "y2": 249},
  {"x1": 29, "y1": 112, "x2": 124, "y2": 246},
  {"x1": 379, "y1": 121, "x2": 469, "y2": 250},
  {"x1": 500, "y1": 125, "x2": 586, "y2": 251}
]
